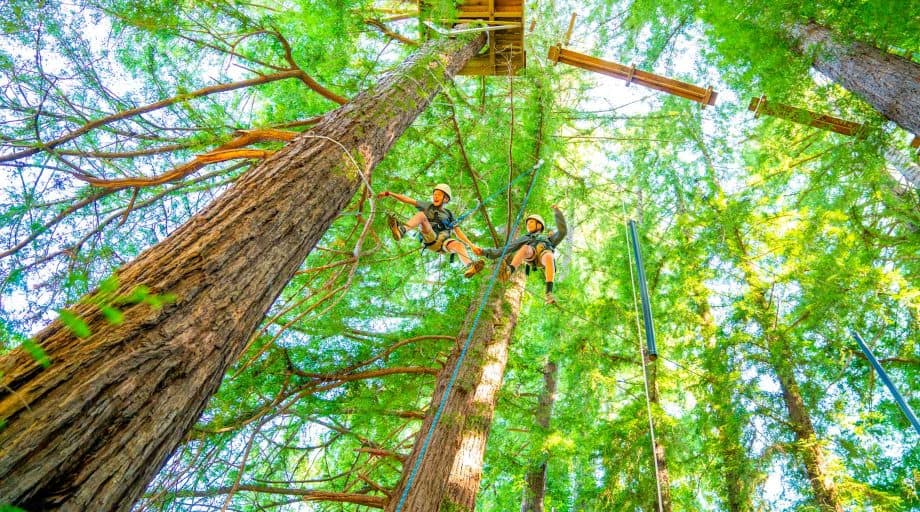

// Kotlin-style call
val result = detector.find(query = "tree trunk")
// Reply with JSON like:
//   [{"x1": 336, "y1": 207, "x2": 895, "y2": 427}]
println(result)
[
  {"x1": 730, "y1": 230, "x2": 843, "y2": 512},
  {"x1": 770, "y1": 346, "x2": 843, "y2": 512},
  {"x1": 697, "y1": 299, "x2": 754, "y2": 512},
  {"x1": 644, "y1": 358, "x2": 673, "y2": 512},
  {"x1": 789, "y1": 21, "x2": 920, "y2": 136},
  {"x1": 386, "y1": 272, "x2": 526, "y2": 512},
  {"x1": 0, "y1": 32, "x2": 485, "y2": 511},
  {"x1": 884, "y1": 147, "x2": 920, "y2": 191},
  {"x1": 521, "y1": 361, "x2": 557, "y2": 512}
]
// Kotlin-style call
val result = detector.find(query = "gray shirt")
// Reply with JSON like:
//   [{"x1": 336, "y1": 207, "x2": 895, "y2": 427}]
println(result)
[
  {"x1": 482, "y1": 208, "x2": 567, "y2": 259},
  {"x1": 415, "y1": 200, "x2": 455, "y2": 232}
]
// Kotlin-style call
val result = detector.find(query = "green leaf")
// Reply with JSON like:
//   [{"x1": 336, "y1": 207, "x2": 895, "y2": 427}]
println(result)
[
  {"x1": 57, "y1": 309, "x2": 91, "y2": 338},
  {"x1": 143, "y1": 292, "x2": 177, "y2": 309},
  {"x1": 21, "y1": 339, "x2": 51, "y2": 367},
  {"x1": 101, "y1": 305, "x2": 125, "y2": 325},
  {"x1": 98, "y1": 275, "x2": 120, "y2": 295},
  {"x1": 116, "y1": 285, "x2": 150, "y2": 305}
]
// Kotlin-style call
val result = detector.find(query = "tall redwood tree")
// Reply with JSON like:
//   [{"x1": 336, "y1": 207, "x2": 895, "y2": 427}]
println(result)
[{"x1": 0, "y1": 32, "x2": 485, "y2": 511}]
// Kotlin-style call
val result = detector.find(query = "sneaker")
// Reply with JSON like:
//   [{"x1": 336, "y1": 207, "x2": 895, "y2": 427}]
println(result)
[
  {"x1": 463, "y1": 260, "x2": 485, "y2": 278},
  {"x1": 544, "y1": 291, "x2": 557, "y2": 305},
  {"x1": 387, "y1": 215, "x2": 406, "y2": 241}
]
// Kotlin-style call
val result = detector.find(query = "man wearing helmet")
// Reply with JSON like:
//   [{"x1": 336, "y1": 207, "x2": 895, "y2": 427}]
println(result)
[
  {"x1": 481, "y1": 205, "x2": 567, "y2": 304},
  {"x1": 377, "y1": 183, "x2": 485, "y2": 278}
]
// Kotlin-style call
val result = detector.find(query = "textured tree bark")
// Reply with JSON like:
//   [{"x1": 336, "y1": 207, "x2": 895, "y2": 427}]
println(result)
[
  {"x1": 788, "y1": 21, "x2": 920, "y2": 136},
  {"x1": 644, "y1": 359, "x2": 674, "y2": 512},
  {"x1": 0, "y1": 32, "x2": 485, "y2": 511},
  {"x1": 521, "y1": 360, "x2": 557, "y2": 512},
  {"x1": 884, "y1": 147, "x2": 920, "y2": 191},
  {"x1": 385, "y1": 272, "x2": 526, "y2": 512}
]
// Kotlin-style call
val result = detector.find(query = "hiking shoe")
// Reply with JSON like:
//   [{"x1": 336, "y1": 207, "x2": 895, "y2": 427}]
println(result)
[
  {"x1": 387, "y1": 215, "x2": 406, "y2": 241},
  {"x1": 464, "y1": 259, "x2": 485, "y2": 278},
  {"x1": 544, "y1": 291, "x2": 557, "y2": 305}
]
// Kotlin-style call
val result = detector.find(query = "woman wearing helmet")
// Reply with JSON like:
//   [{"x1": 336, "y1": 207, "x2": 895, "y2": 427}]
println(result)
[
  {"x1": 377, "y1": 184, "x2": 485, "y2": 278},
  {"x1": 480, "y1": 205, "x2": 567, "y2": 304}
]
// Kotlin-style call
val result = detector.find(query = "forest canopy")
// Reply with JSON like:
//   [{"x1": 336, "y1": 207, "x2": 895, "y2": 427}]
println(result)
[{"x1": 0, "y1": 0, "x2": 918, "y2": 511}]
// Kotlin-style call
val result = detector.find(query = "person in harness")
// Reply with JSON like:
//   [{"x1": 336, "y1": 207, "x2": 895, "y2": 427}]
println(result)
[
  {"x1": 378, "y1": 183, "x2": 485, "y2": 278},
  {"x1": 481, "y1": 205, "x2": 567, "y2": 304}
]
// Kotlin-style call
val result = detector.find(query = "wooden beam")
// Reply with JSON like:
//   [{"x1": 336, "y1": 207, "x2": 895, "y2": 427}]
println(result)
[
  {"x1": 911, "y1": 135, "x2": 920, "y2": 148},
  {"x1": 547, "y1": 45, "x2": 718, "y2": 107},
  {"x1": 748, "y1": 96, "x2": 866, "y2": 137}
]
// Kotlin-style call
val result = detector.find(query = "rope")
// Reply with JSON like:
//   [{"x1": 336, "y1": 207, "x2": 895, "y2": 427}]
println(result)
[
  {"x1": 447, "y1": 159, "x2": 544, "y2": 228},
  {"x1": 393, "y1": 160, "x2": 544, "y2": 511},
  {"x1": 622, "y1": 207, "x2": 665, "y2": 512}
]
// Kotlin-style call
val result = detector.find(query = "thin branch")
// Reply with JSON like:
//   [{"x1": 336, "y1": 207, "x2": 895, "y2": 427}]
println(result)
[
  {"x1": 1, "y1": 70, "x2": 306, "y2": 164},
  {"x1": 365, "y1": 19, "x2": 419, "y2": 46}
]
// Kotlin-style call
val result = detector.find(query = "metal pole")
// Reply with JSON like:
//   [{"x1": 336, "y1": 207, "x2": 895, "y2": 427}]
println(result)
[
  {"x1": 851, "y1": 329, "x2": 920, "y2": 435},
  {"x1": 628, "y1": 220, "x2": 657, "y2": 360}
]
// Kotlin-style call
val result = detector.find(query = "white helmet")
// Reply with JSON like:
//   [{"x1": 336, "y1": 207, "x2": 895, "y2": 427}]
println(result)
[
  {"x1": 525, "y1": 214, "x2": 545, "y2": 232},
  {"x1": 433, "y1": 183, "x2": 452, "y2": 201}
]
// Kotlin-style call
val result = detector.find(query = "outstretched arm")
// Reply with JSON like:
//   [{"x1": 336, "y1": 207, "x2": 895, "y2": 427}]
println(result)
[
  {"x1": 549, "y1": 205, "x2": 567, "y2": 246},
  {"x1": 377, "y1": 190, "x2": 418, "y2": 207},
  {"x1": 481, "y1": 236, "x2": 527, "y2": 259},
  {"x1": 452, "y1": 226, "x2": 482, "y2": 256}
]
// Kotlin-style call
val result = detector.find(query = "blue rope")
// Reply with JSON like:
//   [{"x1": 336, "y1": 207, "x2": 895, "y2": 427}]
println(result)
[
  {"x1": 393, "y1": 160, "x2": 544, "y2": 511},
  {"x1": 447, "y1": 159, "x2": 544, "y2": 228}
]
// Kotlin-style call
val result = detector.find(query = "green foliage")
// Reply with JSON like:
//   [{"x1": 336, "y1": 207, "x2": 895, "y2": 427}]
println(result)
[{"x1": 1, "y1": 1, "x2": 919, "y2": 511}]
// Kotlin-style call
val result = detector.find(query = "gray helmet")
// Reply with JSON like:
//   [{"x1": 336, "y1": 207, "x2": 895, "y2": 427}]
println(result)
[
  {"x1": 525, "y1": 214, "x2": 545, "y2": 232},
  {"x1": 433, "y1": 183, "x2": 452, "y2": 201}
]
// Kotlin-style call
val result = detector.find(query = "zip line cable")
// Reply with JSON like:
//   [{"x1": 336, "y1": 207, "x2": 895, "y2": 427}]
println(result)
[
  {"x1": 393, "y1": 159, "x2": 544, "y2": 511},
  {"x1": 448, "y1": 160, "x2": 543, "y2": 228}
]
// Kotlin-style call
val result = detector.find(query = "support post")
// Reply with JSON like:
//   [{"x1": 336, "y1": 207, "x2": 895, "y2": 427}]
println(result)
[
  {"x1": 851, "y1": 330, "x2": 920, "y2": 435},
  {"x1": 628, "y1": 220, "x2": 658, "y2": 360}
]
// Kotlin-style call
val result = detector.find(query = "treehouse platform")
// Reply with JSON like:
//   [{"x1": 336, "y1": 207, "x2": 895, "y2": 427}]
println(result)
[{"x1": 419, "y1": 0, "x2": 526, "y2": 76}]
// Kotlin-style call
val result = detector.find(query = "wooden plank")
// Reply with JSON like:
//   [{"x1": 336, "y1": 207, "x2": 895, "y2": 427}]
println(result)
[
  {"x1": 747, "y1": 96, "x2": 866, "y2": 137},
  {"x1": 547, "y1": 45, "x2": 718, "y2": 107}
]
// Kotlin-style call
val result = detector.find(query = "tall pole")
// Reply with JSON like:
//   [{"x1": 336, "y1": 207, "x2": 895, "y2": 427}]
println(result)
[
  {"x1": 628, "y1": 220, "x2": 658, "y2": 360},
  {"x1": 851, "y1": 330, "x2": 920, "y2": 435}
]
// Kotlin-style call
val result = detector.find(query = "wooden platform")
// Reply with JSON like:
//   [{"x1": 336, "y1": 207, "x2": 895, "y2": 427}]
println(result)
[{"x1": 418, "y1": 0, "x2": 526, "y2": 76}]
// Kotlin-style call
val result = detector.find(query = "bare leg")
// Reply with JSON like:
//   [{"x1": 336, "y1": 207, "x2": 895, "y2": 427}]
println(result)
[
  {"x1": 405, "y1": 212, "x2": 433, "y2": 235},
  {"x1": 541, "y1": 251, "x2": 555, "y2": 283},
  {"x1": 444, "y1": 240, "x2": 472, "y2": 265},
  {"x1": 510, "y1": 245, "x2": 534, "y2": 268},
  {"x1": 540, "y1": 251, "x2": 557, "y2": 304}
]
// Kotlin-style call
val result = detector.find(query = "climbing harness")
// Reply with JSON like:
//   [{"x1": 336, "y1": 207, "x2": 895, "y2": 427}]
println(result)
[
  {"x1": 415, "y1": 203, "x2": 457, "y2": 253},
  {"x1": 393, "y1": 161, "x2": 543, "y2": 512}
]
